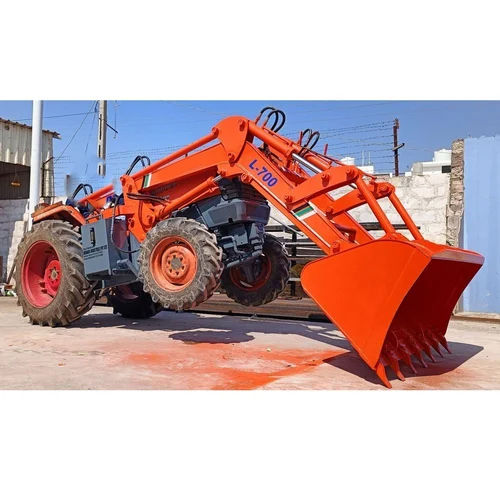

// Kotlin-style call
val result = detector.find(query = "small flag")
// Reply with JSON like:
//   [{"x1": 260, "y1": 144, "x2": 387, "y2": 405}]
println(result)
[
  {"x1": 142, "y1": 173, "x2": 152, "y2": 188},
  {"x1": 293, "y1": 204, "x2": 315, "y2": 220}
]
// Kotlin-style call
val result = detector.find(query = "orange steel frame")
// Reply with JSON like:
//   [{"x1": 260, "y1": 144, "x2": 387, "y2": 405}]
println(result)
[{"x1": 69, "y1": 115, "x2": 423, "y2": 254}]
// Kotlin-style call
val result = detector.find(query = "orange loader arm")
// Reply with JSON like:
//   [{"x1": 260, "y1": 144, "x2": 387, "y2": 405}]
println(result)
[{"x1": 80, "y1": 115, "x2": 402, "y2": 252}]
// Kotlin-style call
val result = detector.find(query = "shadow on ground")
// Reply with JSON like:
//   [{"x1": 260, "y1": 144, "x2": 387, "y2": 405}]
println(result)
[
  {"x1": 74, "y1": 307, "x2": 485, "y2": 388},
  {"x1": 324, "y1": 342, "x2": 484, "y2": 387}
]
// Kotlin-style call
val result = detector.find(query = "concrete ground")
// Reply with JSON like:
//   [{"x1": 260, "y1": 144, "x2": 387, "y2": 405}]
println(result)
[{"x1": 0, "y1": 297, "x2": 499, "y2": 389}]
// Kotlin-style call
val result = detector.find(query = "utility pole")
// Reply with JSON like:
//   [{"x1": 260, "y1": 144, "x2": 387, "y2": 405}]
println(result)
[
  {"x1": 393, "y1": 118, "x2": 399, "y2": 176},
  {"x1": 392, "y1": 118, "x2": 405, "y2": 176},
  {"x1": 97, "y1": 100, "x2": 107, "y2": 177},
  {"x1": 28, "y1": 101, "x2": 43, "y2": 228}
]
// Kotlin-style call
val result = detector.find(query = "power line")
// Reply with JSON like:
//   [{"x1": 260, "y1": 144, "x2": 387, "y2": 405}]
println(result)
[
  {"x1": 107, "y1": 145, "x2": 184, "y2": 158},
  {"x1": 12, "y1": 111, "x2": 97, "y2": 122},
  {"x1": 288, "y1": 120, "x2": 393, "y2": 134},
  {"x1": 319, "y1": 120, "x2": 393, "y2": 132},
  {"x1": 284, "y1": 119, "x2": 394, "y2": 134},
  {"x1": 83, "y1": 108, "x2": 98, "y2": 175},
  {"x1": 325, "y1": 134, "x2": 393, "y2": 146},
  {"x1": 54, "y1": 114, "x2": 401, "y2": 176},
  {"x1": 53, "y1": 101, "x2": 97, "y2": 165},
  {"x1": 329, "y1": 141, "x2": 394, "y2": 148},
  {"x1": 288, "y1": 101, "x2": 397, "y2": 116},
  {"x1": 321, "y1": 126, "x2": 393, "y2": 138},
  {"x1": 113, "y1": 113, "x2": 395, "y2": 133},
  {"x1": 285, "y1": 121, "x2": 393, "y2": 138},
  {"x1": 332, "y1": 150, "x2": 394, "y2": 157}
]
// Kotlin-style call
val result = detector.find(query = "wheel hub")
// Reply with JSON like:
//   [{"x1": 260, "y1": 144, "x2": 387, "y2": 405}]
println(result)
[
  {"x1": 150, "y1": 237, "x2": 198, "y2": 291},
  {"x1": 162, "y1": 245, "x2": 193, "y2": 283},
  {"x1": 44, "y1": 259, "x2": 61, "y2": 296},
  {"x1": 21, "y1": 240, "x2": 62, "y2": 307},
  {"x1": 229, "y1": 255, "x2": 272, "y2": 291}
]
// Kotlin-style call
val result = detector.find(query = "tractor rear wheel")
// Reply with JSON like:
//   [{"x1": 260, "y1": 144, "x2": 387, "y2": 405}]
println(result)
[
  {"x1": 107, "y1": 282, "x2": 163, "y2": 319},
  {"x1": 221, "y1": 234, "x2": 290, "y2": 306},
  {"x1": 14, "y1": 220, "x2": 96, "y2": 326},
  {"x1": 138, "y1": 218, "x2": 223, "y2": 310}
]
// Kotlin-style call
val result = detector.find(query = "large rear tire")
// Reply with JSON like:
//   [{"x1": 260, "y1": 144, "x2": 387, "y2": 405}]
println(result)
[
  {"x1": 221, "y1": 233, "x2": 290, "y2": 306},
  {"x1": 107, "y1": 282, "x2": 163, "y2": 319},
  {"x1": 138, "y1": 218, "x2": 223, "y2": 310},
  {"x1": 14, "y1": 220, "x2": 96, "y2": 326}
]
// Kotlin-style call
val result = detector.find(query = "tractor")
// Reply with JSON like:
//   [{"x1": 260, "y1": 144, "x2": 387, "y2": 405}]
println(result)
[{"x1": 14, "y1": 107, "x2": 484, "y2": 387}]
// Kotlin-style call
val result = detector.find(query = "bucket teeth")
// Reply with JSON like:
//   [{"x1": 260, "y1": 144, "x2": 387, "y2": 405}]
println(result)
[
  {"x1": 403, "y1": 336, "x2": 428, "y2": 368},
  {"x1": 413, "y1": 349, "x2": 428, "y2": 368},
  {"x1": 415, "y1": 331, "x2": 436, "y2": 362},
  {"x1": 433, "y1": 343, "x2": 444, "y2": 358},
  {"x1": 375, "y1": 362, "x2": 392, "y2": 389},
  {"x1": 382, "y1": 351, "x2": 405, "y2": 381},
  {"x1": 381, "y1": 337, "x2": 406, "y2": 382},
  {"x1": 396, "y1": 337, "x2": 418, "y2": 374},
  {"x1": 399, "y1": 349, "x2": 417, "y2": 374},
  {"x1": 377, "y1": 327, "x2": 454, "y2": 387},
  {"x1": 426, "y1": 332, "x2": 444, "y2": 358},
  {"x1": 391, "y1": 359, "x2": 405, "y2": 381},
  {"x1": 438, "y1": 335, "x2": 452, "y2": 354},
  {"x1": 421, "y1": 342, "x2": 436, "y2": 362}
]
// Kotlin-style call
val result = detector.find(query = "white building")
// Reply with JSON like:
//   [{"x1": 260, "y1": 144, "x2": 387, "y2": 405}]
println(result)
[
  {"x1": 411, "y1": 149, "x2": 452, "y2": 175},
  {"x1": 340, "y1": 156, "x2": 374, "y2": 174}
]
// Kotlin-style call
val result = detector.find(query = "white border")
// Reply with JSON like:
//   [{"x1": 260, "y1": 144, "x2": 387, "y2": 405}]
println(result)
[{"x1": 0, "y1": 1, "x2": 498, "y2": 499}]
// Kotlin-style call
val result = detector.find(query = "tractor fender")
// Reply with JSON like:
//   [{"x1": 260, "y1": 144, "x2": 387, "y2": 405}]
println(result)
[{"x1": 32, "y1": 202, "x2": 85, "y2": 226}]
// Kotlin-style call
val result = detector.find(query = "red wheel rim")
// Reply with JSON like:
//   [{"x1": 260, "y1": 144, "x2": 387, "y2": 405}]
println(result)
[
  {"x1": 21, "y1": 240, "x2": 62, "y2": 307},
  {"x1": 149, "y1": 236, "x2": 198, "y2": 291},
  {"x1": 229, "y1": 255, "x2": 271, "y2": 291}
]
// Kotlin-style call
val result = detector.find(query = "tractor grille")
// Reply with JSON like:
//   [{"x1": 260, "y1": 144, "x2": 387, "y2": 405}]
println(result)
[{"x1": 220, "y1": 179, "x2": 266, "y2": 203}]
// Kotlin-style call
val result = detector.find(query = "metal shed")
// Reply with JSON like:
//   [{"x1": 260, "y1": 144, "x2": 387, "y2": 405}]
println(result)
[
  {"x1": 0, "y1": 118, "x2": 60, "y2": 280},
  {"x1": 0, "y1": 118, "x2": 60, "y2": 199}
]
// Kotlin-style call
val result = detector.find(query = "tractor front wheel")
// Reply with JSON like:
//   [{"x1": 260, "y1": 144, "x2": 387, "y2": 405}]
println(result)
[
  {"x1": 14, "y1": 220, "x2": 96, "y2": 326},
  {"x1": 221, "y1": 234, "x2": 290, "y2": 306},
  {"x1": 138, "y1": 218, "x2": 223, "y2": 310}
]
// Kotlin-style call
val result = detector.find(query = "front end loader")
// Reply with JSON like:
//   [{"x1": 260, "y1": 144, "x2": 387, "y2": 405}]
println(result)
[{"x1": 14, "y1": 107, "x2": 484, "y2": 387}]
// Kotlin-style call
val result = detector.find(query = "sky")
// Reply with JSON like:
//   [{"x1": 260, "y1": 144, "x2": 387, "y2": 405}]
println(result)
[{"x1": 1, "y1": 100, "x2": 500, "y2": 196}]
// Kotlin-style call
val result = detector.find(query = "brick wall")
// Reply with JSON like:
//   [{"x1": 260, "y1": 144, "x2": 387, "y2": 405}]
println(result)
[
  {"x1": 446, "y1": 139, "x2": 465, "y2": 247},
  {"x1": 349, "y1": 173, "x2": 450, "y2": 243}
]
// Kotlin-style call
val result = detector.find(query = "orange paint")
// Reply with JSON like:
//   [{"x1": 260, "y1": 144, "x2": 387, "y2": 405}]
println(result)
[{"x1": 124, "y1": 343, "x2": 342, "y2": 390}]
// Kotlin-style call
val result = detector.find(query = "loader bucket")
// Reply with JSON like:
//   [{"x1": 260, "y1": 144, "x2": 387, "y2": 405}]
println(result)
[{"x1": 300, "y1": 239, "x2": 484, "y2": 388}]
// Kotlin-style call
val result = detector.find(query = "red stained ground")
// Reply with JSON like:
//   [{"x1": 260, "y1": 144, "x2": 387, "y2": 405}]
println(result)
[{"x1": 123, "y1": 343, "x2": 344, "y2": 390}]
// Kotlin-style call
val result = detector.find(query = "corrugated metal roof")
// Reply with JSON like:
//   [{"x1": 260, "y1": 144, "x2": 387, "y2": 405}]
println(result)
[
  {"x1": 0, "y1": 118, "x2": 60, "y2": 138},
  {"x1": 0, "y1": 117, "x2": 58, "y2": 167}
]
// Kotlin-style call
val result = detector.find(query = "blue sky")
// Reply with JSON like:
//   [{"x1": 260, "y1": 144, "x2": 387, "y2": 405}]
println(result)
[{"x1": 1, "y1": 100, "x2": 500, "y2": 195}]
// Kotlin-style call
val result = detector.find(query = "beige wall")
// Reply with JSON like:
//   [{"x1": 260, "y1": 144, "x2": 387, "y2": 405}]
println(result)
[
  {"x1": 269, "y1": 172, "x2": 451, "y2": 244},
  {"x1": 0, "y1": 198, "x2": 28, "y2": 280}
]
